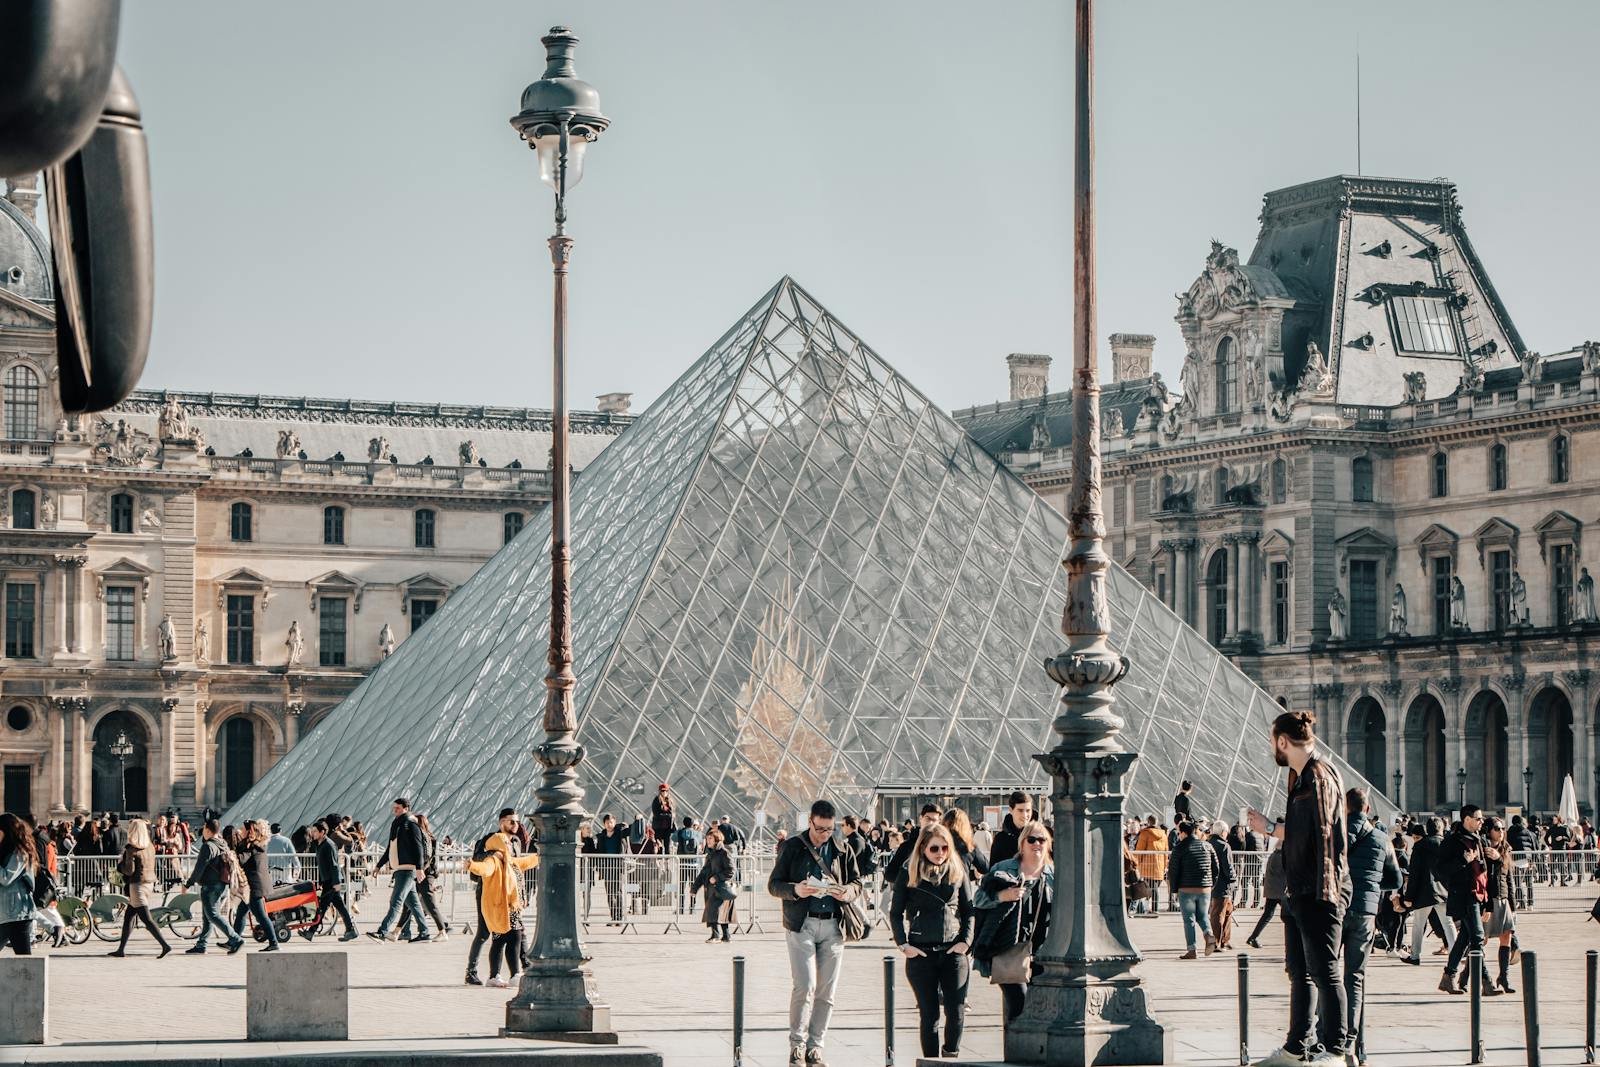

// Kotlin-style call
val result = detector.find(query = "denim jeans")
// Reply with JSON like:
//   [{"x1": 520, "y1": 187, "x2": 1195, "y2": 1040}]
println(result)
[
  {"x1": 1445, "y1": 902, "x2": 1486, "y2": 977},
  {"x1": 196, "y1": 883, "x2": 236, "y2": 948},
  {"x1": 376, "y1": 869, "x2": 428, "y2": 937},
  {"x1": 1284, "y1": 896, "x2": 1347, "y2": 1058},
  {"x1": 786, "y1": 915, "x2": 845, "y2": 1050},
  {"x1": 1178, "y1": 891, "x2": 1210, "y2": 949},
  {"x1": 1342, "y1": 910, "x2": 1376, "y2": 1057}
]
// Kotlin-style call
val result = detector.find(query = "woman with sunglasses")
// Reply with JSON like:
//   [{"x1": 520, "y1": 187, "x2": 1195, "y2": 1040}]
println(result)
[
  {"x1": 891, "y1": 823, "x2": 974, "y2": 1059},
  {"x1": 1481, "y1": 817, "x2": 1518, "y2": 993},
  {"x1": 973, "y1": 821, "x2": 1054, "y2": 1024}
]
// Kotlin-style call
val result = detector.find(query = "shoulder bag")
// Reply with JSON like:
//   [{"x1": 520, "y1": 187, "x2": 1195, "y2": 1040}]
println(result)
[{"x1": 803, "y1": 838, "x2": 868, "y2": 942}]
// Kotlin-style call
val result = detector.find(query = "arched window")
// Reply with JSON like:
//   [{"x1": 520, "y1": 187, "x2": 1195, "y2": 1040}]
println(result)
[
  {"x1": 1489, "y1": 442, "x2": 1508, "y2": 492},
  {"x1": 414, "y1": 508, "x2": 436, "y2": 549},
  {"x1": 1207, "y1": 550, "x2": 1229, "y2": 644},
  {"x1": 10, "y1": 488, "x2": 35, "y2": 530},
  {"x1": 1352, "y1": 457, "x2": 1374, "y2": 503},
  {"x1": 230, "y1": 502, "x2": 252, "y2": 542},
  {"x1": 1271, "y1": 458, "x2": 1287, "y2": 504},
  {"x1": 503, "y1": 511, "x2": 525, "y2": 545},
  {"x1": 4, "y1": 364, "x2": 40, "y2": 440},
  {"x1": 110, "y1": 493, "x2": 134, "y2": 534},
  {"x1": 323, "y1": 505, "x2": 345, "y2": 545},
  {"x1": 1214, "y1": 337, "x2": 1235, "y2": 413},
  {"x1": 1214, "y1": 468, "x2": 1228, "y2": 505},
  {"x1": 1552, "y1": 435, "x2": 1570, "y2": 484},
  {"x1": 220, "y1": 717, "x2": 257, "y2": 806},
  {"x1": 1431, "y1": 451, "x2": 1449, "y2": 498}
]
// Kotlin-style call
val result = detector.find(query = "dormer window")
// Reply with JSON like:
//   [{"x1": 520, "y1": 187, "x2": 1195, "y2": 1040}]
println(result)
[
  {"x1": 1214, "y1": 337, "x2": 1236, "y2": 412},
  {"x1": 1389, "y1": 295, "x2": 1457, "y2": 354}
]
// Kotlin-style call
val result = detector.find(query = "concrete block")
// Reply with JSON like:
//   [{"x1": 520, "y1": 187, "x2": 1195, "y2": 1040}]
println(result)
[
  {"x1": 0, "y1": 955, "x2": 47, "y2": 1043},
  {"x1": 245, "y1": 950, "x2": 348, "y2": 1041}
]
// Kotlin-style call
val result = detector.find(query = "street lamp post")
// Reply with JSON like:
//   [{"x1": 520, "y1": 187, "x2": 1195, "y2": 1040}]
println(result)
[
  {"x1": 502, "y1": 26, "x2": 614, "y2": 1043},
  {"x1": 1008, "y1": 2, "x2": 1168, "y2": 1062},
  {"x1": 1523, "y1": 766, "x2": 1533, "y2": 812},
  {"x1": 1393, "y1": 768, "x2": 1403, "y2": 807},
  {"x1": 110, "y1": 730, "x2": 133, "y2": 817},
  {"x1": 1457, "y1": 766, "x2": 1467, "y2": 809}
]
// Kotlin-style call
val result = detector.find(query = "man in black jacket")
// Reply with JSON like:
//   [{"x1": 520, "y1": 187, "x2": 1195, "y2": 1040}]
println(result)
[
  {"x1": 1507, "y1": 814, "x2": 1535, "y2": 907},
  {"x1": 768, "y1": 799, "x2": 862, "y2": 1067},
  {"x1": 596, "y1": 813, "x2": 629, "y2": 922},
  {"x1": 183, "y1": 818, "x2": 243, "y2": 954},
  {"x1": 883, "y1": 805, "x2": 941, "y2": 885},
  {"x1": 367, "y1": 797, "x2": 430, "y2": 942},
  {"x1": 303, "y1": 820, "x2": 359, "y2": 942},
  {"x1": 1435, "y1": 804, "x2": 1496, "y2": 995},
  {"x1": 843, "y1": 816, "x2": 876, "y2": 880},
  {"x1": 988, "y1": 792, "x2": 1032, "y2": 866},
  {"x1": 1400, "y1": 817, "x2": 1454, "y2": 966},
  {"x1": 1342, "y1": 788, "x2": 1403, "y2": 1061}
]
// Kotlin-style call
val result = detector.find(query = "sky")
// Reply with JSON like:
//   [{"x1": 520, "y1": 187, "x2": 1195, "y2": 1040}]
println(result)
[{"x1": 116, "y1": 2, "x2": 1600, "y2": 415}]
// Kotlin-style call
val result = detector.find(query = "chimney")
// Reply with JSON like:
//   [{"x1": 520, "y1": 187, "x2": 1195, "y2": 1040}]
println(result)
[
  {"x1": 1006, "y1": 353, "x2": 1051, "y2": 401},
  {"x1": 1109, "y1": 333, "x2": 1155, "y2": 383},
  {"x1": 3, "y1": 175, "x2": 40, "y2": 224},
  {"x1": 595, "y1": 391, "x2": 632, "y2": 415}
]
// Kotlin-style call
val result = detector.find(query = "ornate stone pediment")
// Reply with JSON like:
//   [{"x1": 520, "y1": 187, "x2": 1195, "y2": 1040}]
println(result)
[
  {"x1": 1472, "y1": 517, "x2": 1519, "y2": 568},
  {"x1": 0, "y1": 288, "x2": 53, "y2": 329},
  {"x1": 1335, "y1": 526, "x2": 1396, "y2": 574},
  {"x1": 1262, "y1": 529, "x2": 1295, "y2": 558},
  {"x1": 1533, "y1": 510, "x2": 1581, "y2": 562},
  {"x1": 307, "y1": 570, "x2": 364, "y2": 614},
  {"x1": 1177, "y1": 241, "x2": 1287, "y2": 321},
  {"x1": 93, "y1": 557, "x2": 155, "y2": 602},
  {"x1": 1413, "y1": 523, "x2": 1460, "y2": 572},
  {"x1": 214, "y1": 567, "x2": 272, "y2": 609}
]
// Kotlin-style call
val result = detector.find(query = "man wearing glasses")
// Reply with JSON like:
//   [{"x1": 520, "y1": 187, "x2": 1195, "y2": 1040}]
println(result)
[{"x1": 769, "y1": 799, "x2": 863, "y2": 1067}]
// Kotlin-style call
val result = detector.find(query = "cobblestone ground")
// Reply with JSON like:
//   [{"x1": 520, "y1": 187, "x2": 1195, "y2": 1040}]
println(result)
[{"x1": 16, "y1": 884, "x2": 1600, "y2": 1065}]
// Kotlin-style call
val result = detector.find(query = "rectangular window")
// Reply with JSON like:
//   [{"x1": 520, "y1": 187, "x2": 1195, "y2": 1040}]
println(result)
[
  {"x1": 104, "y1": 585, "x2": 136, "y2": 661},
  {"x1": 414, "y1": 509, "x2": 435, "y2": 549},
  {"x1": 1272, "y1": 561, "x2": 1290, "y2": 645},
  {"x1": 1432, "y1": 452, "x2": 1449, "y2": 498},
  {"x1": 1349, "y1": 560, "x2": 1379, "y2": 641},
  {"x1": 1553, "y1": 543, "x2": 1575, "y2": 629},
  {"x1": 1432, "y1": 555, "x2": 1453, "y2": 635},
  {"x1": 1491, "y1": 550, "x2": 1512, "y2": 631},
  {"x1": 409, "y1": 597, "x2": 438, "y2": 634},
  {"x1": 230, "y1": 502, "x2": 252, "y2": 542},
  {"x1": 4, "y1": 583, "x2": 35, "y2": 659},
  {"x1": 1156, "y1": 570, "x2": 1168, "y2": 605},
  {"x1": 226, "y1": 594, "x2": 254, "y2": 665},
  {"x1": 319, "y1": 597, "x2": 347, "y2": 667},
  {"x1": 503, "y1": 512, "x2": 524, "y2": 545},
  {"x1": 323, "y1": 506, "x2": 345, "y2": 546},
  {"x1": 1389, "y1": 295, "x2": 1458, "y2": 354}
]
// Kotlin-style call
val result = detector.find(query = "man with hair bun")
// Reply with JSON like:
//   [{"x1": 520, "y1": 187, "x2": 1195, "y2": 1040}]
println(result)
[{"x1": 1247, "y1": 709, "x2": 1350, "y2": 1067}]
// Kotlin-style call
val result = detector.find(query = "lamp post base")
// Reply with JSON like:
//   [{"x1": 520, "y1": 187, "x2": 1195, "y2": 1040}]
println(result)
[
  {"x1": 1001, "y1": 978, "x2": 1171, "y2": 1065},
  {"x1": 502, "y1": 960, "x2": 617, "y2": 1043}
]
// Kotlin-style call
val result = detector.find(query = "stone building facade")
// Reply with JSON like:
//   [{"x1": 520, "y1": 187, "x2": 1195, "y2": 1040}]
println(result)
[
  {"x1": 0, "y1": 184, "x2": 628, "y2": 818},
  {"x1": 957, "y1": 175, "x2": 1600, "y2": 817}
]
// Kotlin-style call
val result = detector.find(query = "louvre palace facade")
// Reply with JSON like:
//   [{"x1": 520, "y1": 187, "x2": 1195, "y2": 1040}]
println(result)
[
  {"x1": 0, "y1": 179, "x2": 629, "y2": 819},
  {"x1": 957, "y1": 174, "x2": 1599, "y2": 819}
]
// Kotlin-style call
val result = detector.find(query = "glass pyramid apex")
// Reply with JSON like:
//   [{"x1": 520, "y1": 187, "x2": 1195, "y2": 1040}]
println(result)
[{"x1": 228, "y1": 277, "x2": 1387, "y2": 839}]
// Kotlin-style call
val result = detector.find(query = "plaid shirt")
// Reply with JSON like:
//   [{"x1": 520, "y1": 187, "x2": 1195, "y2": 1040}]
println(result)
[{"x1": 1282, "y1": 753, "x2": 1349, "y2": 907}]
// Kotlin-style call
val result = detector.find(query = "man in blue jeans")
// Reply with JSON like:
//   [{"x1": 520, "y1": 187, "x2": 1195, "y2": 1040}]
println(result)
[
  {"x1": 1169, "y1": 819, "x2": 1216, "y2": 959},
  {"x1": 366, "y1": 797, "x2": 429, "y2": 942},
  {"x1": 183, "y1": 817, "x2": 243, "y2": 954}
]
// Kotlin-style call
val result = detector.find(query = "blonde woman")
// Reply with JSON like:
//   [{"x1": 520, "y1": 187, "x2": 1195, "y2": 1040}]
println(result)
[
  {"x1": 465, "y1": 832, "x2": 539, "y2": 987},
  {"x1": 109, "y1": 818, "x2": 172, "y2": 957},
  {"x1": 891, "y1": 822, "x2": 974, "y2": 1059},
  {"x1": 973, "y1": 820, "x2": 1053, "y2": 1024},
  {"x1": 230, "y1": 821, "x2": 279, "y2": 951}
]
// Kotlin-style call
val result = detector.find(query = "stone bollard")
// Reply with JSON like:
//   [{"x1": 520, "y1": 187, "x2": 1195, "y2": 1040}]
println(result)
[
  {"x1": 0, "y1": 956, "x2": 47, "y2": 1044},
  {"x1": 246, "y1": 951, "x2": 348, "y2": 1041}
]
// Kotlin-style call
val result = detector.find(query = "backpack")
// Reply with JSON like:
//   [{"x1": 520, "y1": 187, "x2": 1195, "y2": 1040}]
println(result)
[
  {"x1": 32, "y1": 867, "x2": 56, "y2": 908},
  {"x1": 676, "y1": 828, "x2": 698, "y2": 855},
  {"x1": 222, "y1": 847, "x2": 249, "y2": 901}
]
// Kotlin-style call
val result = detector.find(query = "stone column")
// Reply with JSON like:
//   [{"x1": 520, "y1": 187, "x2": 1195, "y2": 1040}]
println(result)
[
  {"x1": 1503, "y1": 672, "x2": 1529, "y2": 808},
  {"x1": 74, "y1": 704, "x2": 93, "y2": 812},
  {"x1": 49, "y1": 706, "x2": 65, "y2": 812},
  {"x1": 157, "y1": 697, "x2": 178, "y2": 813},
  {"x1": 71, "y1": 559, "x2": 90, "y2": 655},
  {"x1": 1247, "y1": 536, "x2": 1262, "y2": 636},
  {"x1": 286, "y1": 703, "x2": 302, "y2": 749},
  {"x1": 1566, "y1": 670, "x2": 1594, "y2": 814},
  {"x1": 1226, "y1": 536, "x2": 1241, "y2": 639},
  {"x1": 1172, "y1": 541, "x2": 1190, "y2": 626},
  {"x1": 51, "y1": 562, "x2": 69, "y2": 656}
]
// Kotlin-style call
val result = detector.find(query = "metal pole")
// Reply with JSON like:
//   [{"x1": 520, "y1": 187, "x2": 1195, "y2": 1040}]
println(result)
[
  {"x1": 1236, "y1": 953, "x2": 1249, "y2": 1067},
  {"x1": 1522, "y1": 951, "x2": 1541, "y2": 1067},
  {"x1": 733, "y1": 955, "x2": 745, "y2": 1067},
  {"x1": 1586, "y1": 949, "x2": 1596, "y2": 1065},
  {"x1": 884, "y1": 954, "x2": 895, "y2": 1067},
  {"x1": 1469, "y1": 948, "x2": 1483, "y2": 1064}
]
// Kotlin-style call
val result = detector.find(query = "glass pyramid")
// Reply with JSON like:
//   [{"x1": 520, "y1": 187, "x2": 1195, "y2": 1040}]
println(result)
[{"x1": 228, "y1": 278, "x2": 1386, "y2": 839}]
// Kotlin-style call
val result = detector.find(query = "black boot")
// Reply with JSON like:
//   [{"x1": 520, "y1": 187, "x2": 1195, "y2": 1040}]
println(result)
[{"x1": 1498, "y1": 946, "x2": 1517, "y2": 993}]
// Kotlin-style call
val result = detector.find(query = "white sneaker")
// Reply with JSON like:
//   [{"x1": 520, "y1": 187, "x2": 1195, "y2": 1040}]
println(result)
[
  {"x1": 1251, "y1": 1048, "x2": 1307, "y2": 1067},
  {"x1": 487, "y1": 976, "x2": 508, "y2": 988},
  {"x1": 1306, "y1": 1052, "x2": 1348, "y2": 1067},
  {"x1": 435, "y1": 931, "x2": 450, "y2": 943}
]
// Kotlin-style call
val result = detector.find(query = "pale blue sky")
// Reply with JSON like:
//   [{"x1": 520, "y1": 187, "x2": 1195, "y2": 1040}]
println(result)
[{"x1": 118, "y1": 2, "x2": 1599, "y2": 413}]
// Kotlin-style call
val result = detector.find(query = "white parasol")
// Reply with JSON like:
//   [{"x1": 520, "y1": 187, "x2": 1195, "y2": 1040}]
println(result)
[{"x1": 1559, "y1": 774, "x2": 1580, "y2": 826}]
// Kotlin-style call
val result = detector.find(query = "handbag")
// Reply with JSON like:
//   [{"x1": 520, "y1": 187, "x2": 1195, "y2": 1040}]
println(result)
[
  {"x1": 802, "y1": 838, "x2": 868, "y2": 943},
  {"x1": 713, "y1": 880, "x2": 739, "y2": 902},
  {"x1": 989, "y1": 942, "x2": 1032, "y2": 985}
]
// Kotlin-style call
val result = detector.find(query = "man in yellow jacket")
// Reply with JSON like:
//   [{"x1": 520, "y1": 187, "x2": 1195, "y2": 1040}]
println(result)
[
  {"x1": 1133, "y1": 816, "x2": 1170, "y2": 915},
  {"x1": 466, "y1": 832, "x2": 539, "y2": 988}
]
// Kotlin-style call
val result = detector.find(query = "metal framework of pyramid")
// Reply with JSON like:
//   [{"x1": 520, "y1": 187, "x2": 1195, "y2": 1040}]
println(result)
[{"x1": 228, "y1": 278, "x2": 1384, "y2": 839}]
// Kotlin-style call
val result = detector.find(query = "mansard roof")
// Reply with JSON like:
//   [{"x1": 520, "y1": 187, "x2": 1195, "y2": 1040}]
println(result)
[{"x1": 952, "y1": 375, "x2": 1156, "y2": 457}]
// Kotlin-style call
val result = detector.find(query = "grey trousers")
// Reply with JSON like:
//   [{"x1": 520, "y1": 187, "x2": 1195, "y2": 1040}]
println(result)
[
  {"x1": 1405, "y1": 903, "x2": 1453, "y2": 961},
  {"x1": 786, "y1": 916, "x2": 845, "y2": 1050},
  {"x1": 1341, "y1": 910, "x2": 1376, "y2": 1056}
]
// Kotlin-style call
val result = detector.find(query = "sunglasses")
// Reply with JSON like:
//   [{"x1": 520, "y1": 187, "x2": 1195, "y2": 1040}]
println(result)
[
  {"x1": 925, "y1": 845, "x2": 949, "y2": 854},
  {"x1": 1025, "y1": 836, "x2": 1048, "y2": 845}
]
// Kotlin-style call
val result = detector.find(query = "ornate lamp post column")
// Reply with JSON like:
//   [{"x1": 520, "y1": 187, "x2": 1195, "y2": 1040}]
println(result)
[
  {"x1": 110, "y1": 730, "x2": 133, "y2": 818},
  {"x1": 1008, "y1": 2, "x2": 1169, "y2": 1062},
  {"x1": 502, "y1": 26, "x2": 615, "y2": 1042}
]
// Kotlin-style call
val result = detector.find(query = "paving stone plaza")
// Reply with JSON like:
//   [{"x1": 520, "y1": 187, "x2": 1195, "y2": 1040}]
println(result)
[{"x1": 11, "y1": 885, "x2": 1600, "y2": 1066}]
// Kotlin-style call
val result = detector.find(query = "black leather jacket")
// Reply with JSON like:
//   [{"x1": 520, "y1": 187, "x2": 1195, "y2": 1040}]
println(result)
[
  {"x1": 890, "y1": 869, "x2": 973, "y2": 948},
  {"x1": 767, "y1": 833, "x2": 861, "y2": 933}
]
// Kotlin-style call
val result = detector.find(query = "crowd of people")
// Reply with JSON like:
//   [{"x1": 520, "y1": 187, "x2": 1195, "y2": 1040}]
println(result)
[{"x1": 4, "y1": 741, "x2": 1599, "y2": 1067}]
